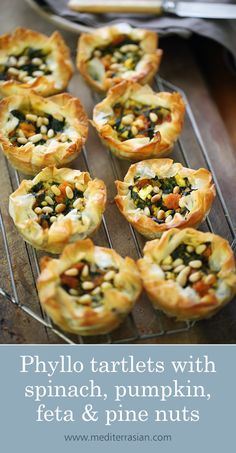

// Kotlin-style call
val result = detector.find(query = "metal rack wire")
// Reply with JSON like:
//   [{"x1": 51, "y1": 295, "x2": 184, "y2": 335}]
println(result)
[{"x1": 0, "y1": 75, "x2": 235, "y2": 344}]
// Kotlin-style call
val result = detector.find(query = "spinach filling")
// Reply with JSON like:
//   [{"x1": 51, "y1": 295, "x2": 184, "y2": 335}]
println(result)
[
  {"x1": 109, "y1": 102, "x2": 172, "y2": 141},
  {"x1": 60, "y1": 261, "x2": 118, "y2": 307},
  {"x1": 30, "y1": 180, "x2": 85, "y2": 229},
  {"x1": 8, "y1": 109, "x2": 65, "y2": 147},
  {"x1": 129, "y1": 175, "x2": 193, "y2": 223},
  {"x1": 89, "y1": 36, "x2": 143, "y2": 79},
  {"x1": 0, "y1": 46, "x2": 52, "y2": 82}
]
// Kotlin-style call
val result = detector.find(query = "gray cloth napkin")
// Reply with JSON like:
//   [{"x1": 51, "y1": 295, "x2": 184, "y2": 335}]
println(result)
[{"x1": 45, "y1": 0, "x2": 236, "y2": 58}]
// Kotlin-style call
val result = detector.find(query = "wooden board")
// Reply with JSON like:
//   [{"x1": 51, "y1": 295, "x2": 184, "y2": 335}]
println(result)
[{"x1": 0, "y1": 1, "x2": 236, "y2": 343}]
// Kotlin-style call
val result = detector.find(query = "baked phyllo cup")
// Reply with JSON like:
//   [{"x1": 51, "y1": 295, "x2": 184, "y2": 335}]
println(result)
[
  {"x1": 93, "y1": 81, "x2": 185, "y2": 161},
  {"x1": 115, "y1": 159, "x2": 215, "y2": 239},
  {"x1": 138, "y1": 228, "x2": 236, "y2": 321},
  {"x1": 77, "y1": 23, "x2": 162, "y2": 93},
  {"x1": 37, "y1": 238, "x2": 142, "y2": 335},
  {"x1": 9, "y1": 166, "x2": 107, "y2": 254},
  {"x1": 0, "y1": 92, "x2": 88, "y2": 175},
  {"x1": 0, "y1": 27, "x2": 73, "y2": 98}
]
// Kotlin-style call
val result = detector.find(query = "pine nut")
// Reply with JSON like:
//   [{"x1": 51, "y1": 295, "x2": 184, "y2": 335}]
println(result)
[
  {"x1": 189, "y1": 271, "x2": 202, "y2": 283},
  {"x1": 51, "y1": 185, "x2": 61, "y2": 196},
  {"x1": 18, "y1": 56, "x2": 27, "y2": 66},
  {"x1": 91, "y1": 287, "x2": 101, "y2": 295},
  {"x1": 157, "y1": 209, "x2": 165, "y2": 220},
  {"x1": 66, "y1": 186, "x2": 74, "y2": 199},
  {"x1": 41, "y1": 201, "x2": 48, "y2": 206},
  {"x1": 187, "y1": 245, "x2": 194, "y2": 253},
  {"x1": 40, "y1": 125, "x2": 47, "y2": 134},
  {"x1": 32, "y1": 70, "x2": 44, "y2": 77},
  {"x1": 189, "y1": 260, "x2": 202, "y2": 269},
  {"x1": 153, "y1": 186, "x2": 160, "y2": 193},
  {"x1": 42, "y1": 117, "x2": 49, "y2": 125},
  {"x1": 26, "y1": 113, "x2": 37, "y2": 122},
  {"x1": 9, "y1": 56, "x2": 17, "y2": 65},
  {"x1": 135, "y1": 118, "x2": 144, "y2": 128},
  {"x1": 144, "y1": 206, "x2": 150, "y2": 216},
  {"x1": 173, "y1": 186, "x2": 180, "y2": 193},
  {"x1": 32, "y1": 57, "x2": 43, "y2": 65},
  {"x1": 82, "y1": 281, "x2": 94, "y2": 290},
  {"x1": 8, "y1": 67, "x2": 19, "y2": 75},
  {"x1": 50, "y1": 216, "x2": 57, "y2": 223},
  {"x1": 81, "y1": 265, "x2": 89, "y2": 278},
  {"x1": 73, "y1": 199, "x2": 83, "y2": 209},
  {"x1": 174, "y1": 264, "x2": 185, "y2": 273},
  {"x1": 149, "y1": 112, "x2": 158, "y2": 122},
  {"x1": 47, "y1": 129, "x2": 54, "y2": 138},
  {"x1": 45, "y1": 195, "x2": 54, "y2": 205},
  {"x1": 173, "y1": 258, "x2": 183, "y2": 267},
  {"x1": 176, "y1": 266, "x2": 191, "y2": 287},
  {"x1": 101, "y1": 282, "x2": 112, "y2": 289},
  {"x1": 131, "y1": 125, "x2": 138, "y2": 136},
  {"x1": 69, "y1": 288, "x2": 79, "y2": 296},
  {"x1": 37, "y1": 117, "x2": 43, "y2": 127},
  {"x1": 34, "y1": 207, "x2": 42, "y2": 214},
  {"x1": 42, "y1": 206, "x2": 53, "y2": 214},
  {"x1": 29, "y1": 133, "x2": 43, "y2": 143},
  {"x1": 79, "y1": 294, "x2": 92, "y2": 304},
  {"x1": 151, "y1": 193, "x2": 161, "y2": 203},
  {"x1": 162, "y1": 265, "x2": 173, "y2": 271},
  {"x1": 196, "y1": 244, "x2": 207, "y2": 254},
  {"x1": 17, "y1": 137, "x2": 27, "y2": 144},
  {"x1": 55, "y1": 203, "x2": 66, "y2": 213},
  {"x1": 104, "y1": 270, "x2": 115, "y2": 281},
  {"x1": 65, "y1": 268, "x2": 79, "y2": 277},
  {"x1": 40, "y1": 64, "x2": 46, "y2": 70},
  {"x1": 165, "y1": 215, "x2": 173, "y2": 223},
  {"x1": 18, "y1": 71, "x2": 28, "y2": 81},
  {"x1": 122, "y1": 114, "x2": 134, "y2": 125}
]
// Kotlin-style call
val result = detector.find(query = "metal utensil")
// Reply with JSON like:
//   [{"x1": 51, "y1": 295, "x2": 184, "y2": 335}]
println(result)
[{"x1": 69, "y1": 0, "x2": 236, "y2": 19}]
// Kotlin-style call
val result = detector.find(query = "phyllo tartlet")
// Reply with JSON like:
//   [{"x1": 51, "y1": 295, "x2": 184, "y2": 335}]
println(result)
[
  {"x1": 0, "y1": 27, "x2": 73, "y2": 98},
  {"x1": 0, "y1": 91, "x2": 88, "y2": 175},
  {"x1": 115, "y1": 159, "x2": 215, "y2": 238},
  {"x1": 93, "y1": 81, "x2": 185, "y2": 160},
  {"x1": 9, "y1": 166, "x2": 107, "y2": 254},
  {"x1": 37, "y1": 238, "x2": 142, "y2": 335},
  {"x1": 77, "y1": 23, "x2": 162, "y2": 92},
  {"x1": 138, "y1": 228, "x2": 236, "y2": 321}
]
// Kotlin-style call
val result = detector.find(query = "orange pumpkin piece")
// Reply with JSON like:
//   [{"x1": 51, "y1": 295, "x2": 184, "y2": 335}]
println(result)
[
  {"x1": 20, "y1": 122, "x2": 35, "y2": 137},
  {"x1": 192, "y1": 280, "x2": 210, "y2": 297},
  {"x1": 163, "y1": 193, "x2": 181, "y2": 210},
  {"x1": 61, "y1": 274, "x2": 79, "y2": 289}
]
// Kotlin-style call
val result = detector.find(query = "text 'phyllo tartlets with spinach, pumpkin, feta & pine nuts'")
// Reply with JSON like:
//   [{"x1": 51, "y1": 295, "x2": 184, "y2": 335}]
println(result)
[
  {"x1": 77, "y1": 23, "x2": 162, "y2": 93},
  {"x1": 138, "y1": 228, "x2": 236, "y2": 321},
  {"x1": 9, "y1": 166, "x2": 107, "y2": 254},
  {"x1": 0, "y1": 27, "x2": 73, "y2": 98},
  {"x1": 115, "y1": 159, "x2": 215, "y2": 239},
  {"x1": 0, "y1": 91, "x2": 88, "y2": 175},
  {"x1": 93, "y1": 81, "x2": 185, "y2": 161},
  {"x1": 37, "y1": 238, "x2": 142, "y2": 335}
]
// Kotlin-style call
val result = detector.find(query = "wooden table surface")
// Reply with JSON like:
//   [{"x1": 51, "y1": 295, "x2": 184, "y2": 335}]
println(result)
[{"x1": 1, "y1": 0, "x2": 236, "y2": 344}]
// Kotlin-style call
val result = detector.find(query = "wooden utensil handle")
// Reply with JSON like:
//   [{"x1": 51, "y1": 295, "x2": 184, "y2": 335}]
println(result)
[{"x1": 69, "y1": 0, "x2": 163, "y2": 14}]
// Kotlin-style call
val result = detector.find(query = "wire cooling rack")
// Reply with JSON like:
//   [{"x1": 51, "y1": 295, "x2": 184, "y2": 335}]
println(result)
[{"x1": 0, "y1": 75, "x2": 235, "y2": 344}]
